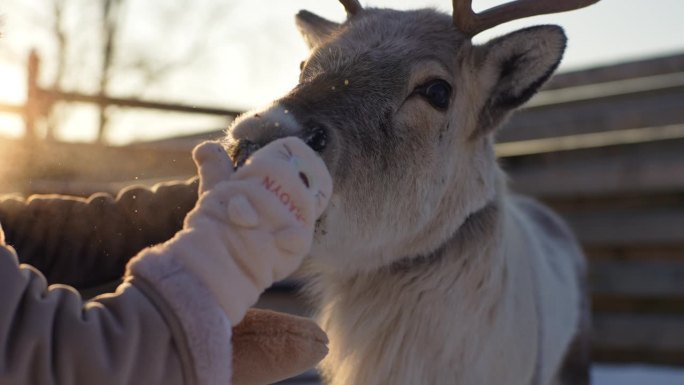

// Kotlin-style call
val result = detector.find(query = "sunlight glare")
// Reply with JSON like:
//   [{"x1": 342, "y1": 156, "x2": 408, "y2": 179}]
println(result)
[
  {"x1": 0, "y1": 63, "x2": 26, "y2": 138},
  {"x1": 0, "y1": 63, "x2": 25, "y2": 104}
]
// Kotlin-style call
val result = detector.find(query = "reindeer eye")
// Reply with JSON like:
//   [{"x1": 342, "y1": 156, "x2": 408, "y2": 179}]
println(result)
[{"x1": 416, "y1": 79, "x2": 452, "y2": 110}]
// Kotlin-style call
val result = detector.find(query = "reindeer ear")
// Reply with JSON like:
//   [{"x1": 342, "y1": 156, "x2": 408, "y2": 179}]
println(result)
[
  {"x1": 296, "y1": 10, "x2": 341, "y2": 49},
  {"x1": 476, "y1": 25, "x2": 566, "y2": 133}
]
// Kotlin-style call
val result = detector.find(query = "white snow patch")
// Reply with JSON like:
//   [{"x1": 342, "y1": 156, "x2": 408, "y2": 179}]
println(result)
[{"x1": 593, "y1": 364, "x2": 684, "y2": 384}]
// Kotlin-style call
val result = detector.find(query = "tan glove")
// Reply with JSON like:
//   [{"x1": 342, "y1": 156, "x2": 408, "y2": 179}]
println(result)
[{"x1": 232, "y1": 308, "x2": 328, "y2": 385}]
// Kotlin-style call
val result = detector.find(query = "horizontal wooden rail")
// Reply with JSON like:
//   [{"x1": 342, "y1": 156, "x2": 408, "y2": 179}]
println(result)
[
  {"x1": 545, "y1": 53, "x2": 684, "y2": 91},
  {"x1": 590, "y1": 259, "x2": 684, "y2": 297},
  {"x1": 503, "y1": 136, "x2": 684, "y2": 198},
  {"x1": 585, "y1": 246, "x2": 684, "y2": 261},
  {"x1": 593, "y1": 296, "x2": 684, "y2": 315},
  {"x1": 496, "y1": 124, "x2": 684, "y2": 157},
  {"x1": 42, "y1": 89, "x2": 243, "y2": 117},
  {"x1": 592, "y1": 313, "x2": 684, "y2": 365},
  {"x1": 563, "y1": 206, "x2": 684, "y2": 246},
  {"x1": 500, "y1": 75, "x2": 684, "y2": 143},
  {"x1": 0, "y1": 103, "x2": 24, "y2": 114},
  {"x1": 528, "y1": 72, "x2": 684, "y2": 108}
]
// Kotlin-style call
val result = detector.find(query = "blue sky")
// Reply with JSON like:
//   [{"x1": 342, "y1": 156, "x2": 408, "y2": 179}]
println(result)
[{"x1": 0, "y1": 0, "x2": 682, "y2": 143}]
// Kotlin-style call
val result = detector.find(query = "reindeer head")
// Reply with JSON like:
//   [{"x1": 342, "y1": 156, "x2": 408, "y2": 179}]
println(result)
[{"x1": 226, "y1": 0, "x2": 598, "y2": 276}]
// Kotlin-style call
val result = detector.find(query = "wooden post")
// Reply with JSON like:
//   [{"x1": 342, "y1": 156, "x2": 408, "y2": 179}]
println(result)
[{"x1": 24, "y1": 50, "x2": 40, "y2": 140}]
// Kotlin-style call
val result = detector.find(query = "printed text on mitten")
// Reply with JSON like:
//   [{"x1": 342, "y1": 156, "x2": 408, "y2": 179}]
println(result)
[{"x1": 262, "y1": 176, "x2": 306, "y2": 223}]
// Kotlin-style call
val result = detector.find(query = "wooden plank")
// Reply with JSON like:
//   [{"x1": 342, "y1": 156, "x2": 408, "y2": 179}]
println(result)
[
  {"x1": 42, "y1": 88, "x2": 242, "y2": 118},
  {"x1": 496, "y1": 124, "x2": 684, "y2": 157},
  {"x1": 590, "y1": 259, "x2": 684, "y2": 297},
  {"x1": 503, "y1": 138, "x2": 684, "y2": 198},
  {"x1": 0, "y1": 103, "x2": 24, "y2": 114},
  {"x1": 560, "y1": 206, "x2": 684, "y2": 246},
  {"x1": 499, "y1": 81, "x2": 684, "y2": 142},
  {"x1": 593, "y1": 296, "x2": 684, "y2": 315},
  {"x1": 592, "y1": 313, "x2": 684, "y2": 365},
  {"x1": 529, "y1": 72, "x2": 684, "y2": 108},
  {"x1": 545, "y1": 53, "x2": 684, "y2": 91},
  {"x1": 593, "y1": 347, "x2": 684, "y2": 366},
  {"x1": 585, "y1": 246, "x2": 684, "y2": 262}
]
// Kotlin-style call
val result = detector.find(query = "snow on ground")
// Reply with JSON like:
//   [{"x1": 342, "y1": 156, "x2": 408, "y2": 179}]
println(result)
[
  {"x1": 593, "y1": 364, "x2": 684, "y2": 385},
  {"x1": 282, "y1": 365, "x2": 684, "y2": 384}
]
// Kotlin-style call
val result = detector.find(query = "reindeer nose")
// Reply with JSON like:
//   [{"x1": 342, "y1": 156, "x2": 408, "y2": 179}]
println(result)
[
  {"x1": 232, "y1": 139, "x2": 262, "y2": 168},
  {"x1": 232, "y1": 126, "x2": 328, "y2": 168},
  {"x1": 229, "y1": 104, "x2": 330, "y2": 166},
  {"x1": 231, "y1": 104, "x2": 301, "y2": 143}
]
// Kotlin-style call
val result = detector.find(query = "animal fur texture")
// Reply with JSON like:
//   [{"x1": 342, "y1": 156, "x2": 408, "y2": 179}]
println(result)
[{"x1": 225, "y1": 5, "x2": 590, "y2": 385}]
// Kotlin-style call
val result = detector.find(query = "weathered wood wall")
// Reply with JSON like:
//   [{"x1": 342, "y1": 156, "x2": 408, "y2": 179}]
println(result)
[{"x1": 501, "y1": 53, "x2": 684, "y2": 365}]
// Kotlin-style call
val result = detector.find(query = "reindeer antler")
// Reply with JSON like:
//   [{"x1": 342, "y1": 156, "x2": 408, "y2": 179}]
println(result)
[
  {"x1": 453, "y1": 0, "x2": 599, "y2": 37},
  {"x1": 340, "y1": 0, "x2": 363, "y2": 16}
]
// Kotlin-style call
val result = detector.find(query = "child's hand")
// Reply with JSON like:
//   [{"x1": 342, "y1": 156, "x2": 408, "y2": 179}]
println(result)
[
  {"x1": 230, "y1": 137, "x2": 332, "y2": 257},
  {"x1": 189, "y1": 138, "x2": 331, "y2": 280},
  {"x1": 175, "y1": 138, "x2": 331, "y2": 322},
  {"x1": 192, "y1": 140, "x2": 236, "y2": 196}
]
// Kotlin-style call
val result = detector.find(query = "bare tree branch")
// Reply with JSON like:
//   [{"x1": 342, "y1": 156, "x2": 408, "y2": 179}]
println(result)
[
  {"x1": 8, "y1": 0, "x2": 238, "y2": 143},
  {"x1": 45, "y1": 0, "x2": 69, "y2": 140}
]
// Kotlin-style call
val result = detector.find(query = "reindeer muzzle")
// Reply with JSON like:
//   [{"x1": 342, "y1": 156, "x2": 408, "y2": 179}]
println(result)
[{"x1": 229, "y1": 103, "x2": 329, "y2": 168}]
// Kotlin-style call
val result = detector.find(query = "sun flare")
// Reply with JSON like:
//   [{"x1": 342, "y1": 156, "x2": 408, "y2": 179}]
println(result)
[
  {"x1": 0, "y1": 63, "x2": 26, "y2": 138},
  {"x1": 0, "y1": 64, "x2": 25, "y2": 104}
]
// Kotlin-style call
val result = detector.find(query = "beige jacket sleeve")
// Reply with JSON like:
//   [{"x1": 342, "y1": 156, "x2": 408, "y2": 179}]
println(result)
[{"x1": 0, "y1": 229, "x2": 233, "y2": 385}]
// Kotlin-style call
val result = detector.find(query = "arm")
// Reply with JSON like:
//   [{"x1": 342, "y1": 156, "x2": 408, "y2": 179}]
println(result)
[
  {"x1": 0, "y1": 179, "x2": 198, "y2": 288},
  {"x1": 0, "y1": 241, "x2": 229, "y2": 385},
  {"x1": 147, "y1": 138, "x2": 332, "y2": 324},
  {"x1": 0, "y1": 138, "x2": 332, "y2": 385}
]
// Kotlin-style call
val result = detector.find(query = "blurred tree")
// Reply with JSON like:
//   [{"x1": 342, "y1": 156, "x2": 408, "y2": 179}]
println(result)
[
  {"x1": 46, "y1": 0, "x2": 70, "y2": 141},
  {"x1": 2, "y1": 0, "x2": 235, "y2": 143},
  {"x1": 96, "y1": 0, "x2": 120, "y2": 143}
]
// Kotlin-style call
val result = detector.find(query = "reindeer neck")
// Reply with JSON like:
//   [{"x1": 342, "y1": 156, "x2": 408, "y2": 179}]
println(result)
[{"x1": 315, "y1": 196, "x2": 540, "y2": 385}]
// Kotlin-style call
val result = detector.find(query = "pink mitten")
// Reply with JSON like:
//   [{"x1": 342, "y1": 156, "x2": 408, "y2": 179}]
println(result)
[
  {"x1": 192, "y1": 140, "x2": 236, "y2": 195},
  {"x1": 168, "y1": 137, "x2": 331, "y2": 323},
  {"x1": 230, "y1": 137, "x2": 331, "y2": 259}
]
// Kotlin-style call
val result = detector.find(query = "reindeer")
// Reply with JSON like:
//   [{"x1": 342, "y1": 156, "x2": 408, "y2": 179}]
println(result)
[{"x1": 225, "y1": 1, "x2": 597, "y2": 384}]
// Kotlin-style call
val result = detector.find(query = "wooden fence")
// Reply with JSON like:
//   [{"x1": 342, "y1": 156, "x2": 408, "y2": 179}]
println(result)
[
  {"x1": 1, "y1": 52, "x2": 684, "y2": 367},
  {"x1": 0, "y1": 51, "x2": 241, "y2": 141},
  {"x1": 499, "y1": 53, "x2": 684, "y2": 366}
]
